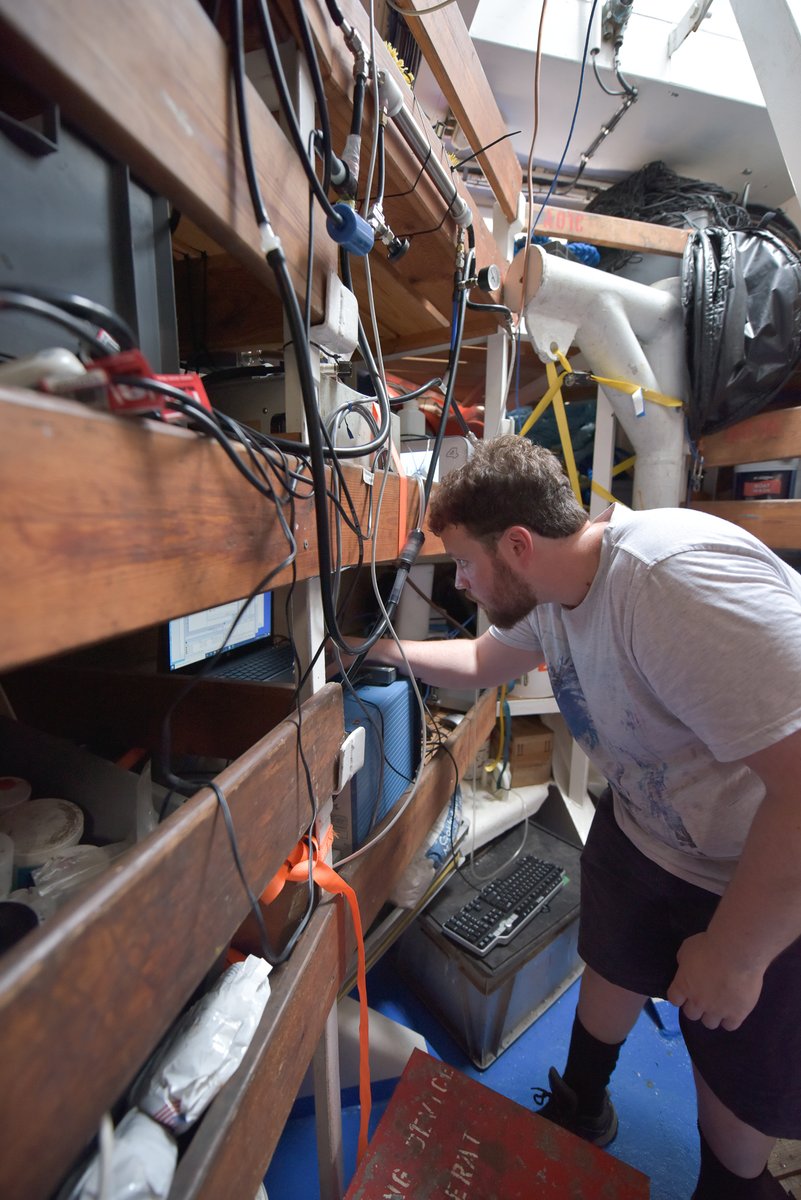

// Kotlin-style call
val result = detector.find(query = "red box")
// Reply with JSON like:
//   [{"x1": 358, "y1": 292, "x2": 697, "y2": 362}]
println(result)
[{"x1": 345, "y1": 1048, "x2": 649, "y2": 1199}]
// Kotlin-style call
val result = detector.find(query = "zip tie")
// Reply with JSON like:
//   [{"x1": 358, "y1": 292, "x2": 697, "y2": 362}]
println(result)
[{"x1": 259, "y1": 221, "x2": 283, "y2": 256}]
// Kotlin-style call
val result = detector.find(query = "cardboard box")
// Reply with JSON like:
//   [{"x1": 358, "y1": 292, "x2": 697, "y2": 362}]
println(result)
[{"x1": 492, "y1": 715, "x2": 553, "y2": 786}]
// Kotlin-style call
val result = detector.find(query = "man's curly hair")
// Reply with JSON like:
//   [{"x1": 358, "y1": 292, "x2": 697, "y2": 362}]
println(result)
[{"x1": 427, "y1": 435, "x2": 587, "y2": 542}]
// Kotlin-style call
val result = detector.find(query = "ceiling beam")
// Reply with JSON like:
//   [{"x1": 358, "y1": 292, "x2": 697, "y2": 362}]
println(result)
[{"x1": 395, "y1": 0, "x2": 523, "y2": 223}]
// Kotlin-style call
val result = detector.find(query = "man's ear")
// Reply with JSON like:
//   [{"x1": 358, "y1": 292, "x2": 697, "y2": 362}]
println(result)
[{"x1": 501, "y1": 525, "x2": 534, "y2": 561}]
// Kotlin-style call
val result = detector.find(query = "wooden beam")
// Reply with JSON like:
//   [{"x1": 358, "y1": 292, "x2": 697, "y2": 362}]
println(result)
[
  {"x1": 699, "y1": 407, "x2": 801, "y2": 467},
  {"x1": 534, "y1": 206, "x2": 689, "y2": 256},
  {"x1": 0, "y1": 0, "x2": 334, "y2": 318},
  {"x1": 0, "y1": 389, "x2": 441, "y2": 671},
  {"x1": 689, "y1": 499, "x2": 801, "y2": 549},
  {"x1": 0, "y1": 685, "x2": 344, "y2": 1200},
  {"x1": 397, "y1": 0, "x2": 522, "y2": 223}
]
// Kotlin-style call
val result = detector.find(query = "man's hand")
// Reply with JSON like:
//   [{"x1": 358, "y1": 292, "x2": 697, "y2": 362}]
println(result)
[{"x1": 667, "y1": 931, "x2": 765, "y2": 1031}]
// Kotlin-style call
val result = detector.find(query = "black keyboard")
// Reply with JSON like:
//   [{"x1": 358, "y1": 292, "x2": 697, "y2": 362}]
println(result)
[
  {"x1": 212, "y1": 644, "x2": 295, "y2": 683},
  {"x1": 441, "y1": 854, "x2": 567, "y2": 957}
]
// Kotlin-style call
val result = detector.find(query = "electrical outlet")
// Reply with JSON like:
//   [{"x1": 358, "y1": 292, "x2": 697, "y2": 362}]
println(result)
[{"x1": 335, "y1": 726, "x2": 366, "y2": 794}]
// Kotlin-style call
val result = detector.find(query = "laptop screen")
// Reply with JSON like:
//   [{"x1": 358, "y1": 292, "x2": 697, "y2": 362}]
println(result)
[{"x1": 166, "y1": 592, "x2": 272, "y2": 671}]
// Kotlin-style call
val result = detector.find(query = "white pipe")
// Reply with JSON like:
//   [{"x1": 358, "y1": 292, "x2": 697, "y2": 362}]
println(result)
[{"x1": 505, "y1": 245, "x2": 689, "y2": 509}]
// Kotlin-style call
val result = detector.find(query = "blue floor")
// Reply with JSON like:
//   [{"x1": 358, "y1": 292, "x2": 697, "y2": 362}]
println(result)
[{"x1": 266, "y1": 951, "x2": 700, "y2": 1199}]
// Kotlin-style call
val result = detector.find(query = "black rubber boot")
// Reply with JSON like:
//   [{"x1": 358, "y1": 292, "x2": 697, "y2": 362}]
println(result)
[{"x1": 533, "y1": 1065, "x2": 619, "y2": 1147}]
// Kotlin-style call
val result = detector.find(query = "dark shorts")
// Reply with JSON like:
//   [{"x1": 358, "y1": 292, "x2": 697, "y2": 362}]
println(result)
[{"x1": 578, "y1": 791, "x2": 801, "y2": 1138}]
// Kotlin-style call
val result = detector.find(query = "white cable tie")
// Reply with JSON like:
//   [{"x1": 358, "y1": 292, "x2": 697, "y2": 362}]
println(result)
[
  {"x1": 259, "y1": 221, "x2": 282, "y2": 256},
  {"x1": 631, "y1": 386, "x2": 645, "y2": 417}
]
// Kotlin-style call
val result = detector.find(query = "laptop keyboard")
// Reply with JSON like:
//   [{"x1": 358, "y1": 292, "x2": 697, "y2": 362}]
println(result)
[{"x1": 211, "y1": 643, "x2": 295, "y2": 683}]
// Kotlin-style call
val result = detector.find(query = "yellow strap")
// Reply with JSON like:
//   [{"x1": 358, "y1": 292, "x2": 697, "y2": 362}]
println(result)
[
  {"x1": 612, "y1": 454, "x2": 636, "y2": 476},
  {"x1": 590, "y1": 479, "x2": 628, "y2": 507},
  {"x1": 590, "y1": 373, "x2": 683, "y2": 408},
  {"x1": 547, "y1": 361, "x2": 582, "y2": 503},
  {"x1": 553, "y1": 349, "x2": 682, "y2": 409},
  {"x1": 517, "y1": 370, "x2": 566, "y2": 439},
  {"x1": 485, "y1": 683, "x2": 508, "y2": 775}
]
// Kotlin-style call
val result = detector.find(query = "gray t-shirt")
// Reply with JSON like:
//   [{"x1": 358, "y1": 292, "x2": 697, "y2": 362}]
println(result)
[{"x1": 490, "y1": 505, "x2": 801, "y2": 892}]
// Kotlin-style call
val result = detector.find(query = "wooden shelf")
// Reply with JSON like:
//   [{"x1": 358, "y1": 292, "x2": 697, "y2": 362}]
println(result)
[
  {"x1": 0, "y1": 685, "x2": 343, "y2": 1200},
  {"x1": 0, "y1": 387, "x2": 444, "y2": 672}
]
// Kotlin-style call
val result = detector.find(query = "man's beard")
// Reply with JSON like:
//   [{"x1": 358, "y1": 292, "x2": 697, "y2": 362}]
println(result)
[{"x1": 470, "y1": 557, "x2": 539, "y2": 629}]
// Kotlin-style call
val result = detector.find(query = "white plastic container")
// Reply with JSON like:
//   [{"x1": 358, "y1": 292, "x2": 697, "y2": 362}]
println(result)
[{"x1": 1, "y1": 798, "x2": 84, "y2": 885}]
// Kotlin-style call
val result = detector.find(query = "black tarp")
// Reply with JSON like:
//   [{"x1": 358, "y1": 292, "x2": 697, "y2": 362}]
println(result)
[{"x1": 681, "y1": 226, "x2": 801, "y2": 443}]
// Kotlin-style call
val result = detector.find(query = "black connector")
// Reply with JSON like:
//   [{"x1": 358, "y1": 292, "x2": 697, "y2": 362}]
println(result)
[
  {"x1": 354, "y1": 665, "x2": 397, "y2": 687},
  {"x1": 398, "y1": 529, "x2": 425, "y2": 569}
]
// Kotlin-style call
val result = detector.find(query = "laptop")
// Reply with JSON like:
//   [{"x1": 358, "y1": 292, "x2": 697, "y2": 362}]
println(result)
[{"x1": 163, "y1": 591, "x2": 295, "y2": 683}]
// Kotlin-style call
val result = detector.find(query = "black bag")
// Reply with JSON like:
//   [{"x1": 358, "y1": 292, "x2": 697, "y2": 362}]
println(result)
[{"x1": 681, "y1": 226, "x2": 801, "y2": 443}]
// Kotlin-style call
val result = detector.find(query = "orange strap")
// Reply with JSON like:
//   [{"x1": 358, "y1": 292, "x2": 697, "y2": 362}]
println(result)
[{"x1": 262, "y1": 826, "x2": 372, "y2": 1163}]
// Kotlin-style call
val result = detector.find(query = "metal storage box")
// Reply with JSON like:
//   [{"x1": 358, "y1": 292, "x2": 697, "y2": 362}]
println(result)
[{"x1": 393, "y1": 820, "x2": 583, "y2": 1069}]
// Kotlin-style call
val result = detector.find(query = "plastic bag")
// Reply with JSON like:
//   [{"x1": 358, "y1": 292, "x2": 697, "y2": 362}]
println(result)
[
  {"x1": 67, "y1": 1110, "x2": 177, "y2": 1200},
  {"x1": 135, "y1": 955, "x2": 271, "y2": 1133}
]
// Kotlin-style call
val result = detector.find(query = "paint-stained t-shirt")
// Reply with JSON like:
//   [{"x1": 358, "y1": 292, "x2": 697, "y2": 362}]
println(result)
[{"x1": 490, "y1": 504, "x2": 801, "y2": 893}]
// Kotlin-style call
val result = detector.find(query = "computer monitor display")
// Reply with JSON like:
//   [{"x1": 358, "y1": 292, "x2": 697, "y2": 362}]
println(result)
[{"x1": 167, "y1": 592, "x2": 272, "y2": 671}]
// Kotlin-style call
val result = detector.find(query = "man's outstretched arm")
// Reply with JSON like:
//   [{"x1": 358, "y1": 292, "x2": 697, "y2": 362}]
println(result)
[{"x1": 367, "y1": 629, "x2": 545, "y2": 690}]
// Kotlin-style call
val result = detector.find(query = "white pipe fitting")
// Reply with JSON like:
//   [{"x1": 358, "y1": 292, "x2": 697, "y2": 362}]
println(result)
[{"x1": 506, "y1": 245, "x2": 689, "y2": 509}]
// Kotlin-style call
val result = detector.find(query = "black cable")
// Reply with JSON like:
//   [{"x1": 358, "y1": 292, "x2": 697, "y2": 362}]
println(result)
[
  {"x1": 230, "y1": 0, "x2": 269, "y2": 227},
  {"x1": 253, "y1": 0, "x2": 343, "y2": 227},
  {"x1": 422, "y1": 246, "x2": 473, "y2": 511},
  {"x1": 271, "y1": 246, "x2": 392, "y2": 655},
  {"x1": 208, "y1": 781, "x2": 279, "y2": 963},
  {"x1": 322, "y1": 0, "x2": 346, "y2": 26},
  {"x1": 159, "y1": 553, "x2": 301, "y2": 966},
  {"x1": 227, "y1": 22, "x2": 393, "y2": 462},
  {"x1": 388, "y1": 377, "x2": 443, "y2": 405},
  {"x1": 292, "y1": 0, "x2": 334, "y2": 194},
  {"x1": 351, "y1": 72, "x2": 366, "y2": 138},
  {"x1": 375, "y1": 145, "x2": 432, "y2": 204},
  {"x1": 373, "y1": 121, "x2": 386, "y2": 211},
  {"x1": 466, "y1": 297, "x2": 515, "y2": 320},
  {"x1": 0, "y1": 284, "x2": 137, "y2": 352},
  {"x1": 111, "y1": 377, "x2": 298, "y2": 507},
  {"x1": 304, "y1": 130, "x2": 317, "y2": 338},
  {"x1": 590, "y1": 47, "x2": 627, "y2": 96},
  {"x1": 278, "y1": 569, "x2": 320, "y2": 965},
  {"x1": 453, "y1": 129, "x2": 521, "y2": 170},
  {"x1": 0, "y1": 289, "x2": 122, "y2": 358}
]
